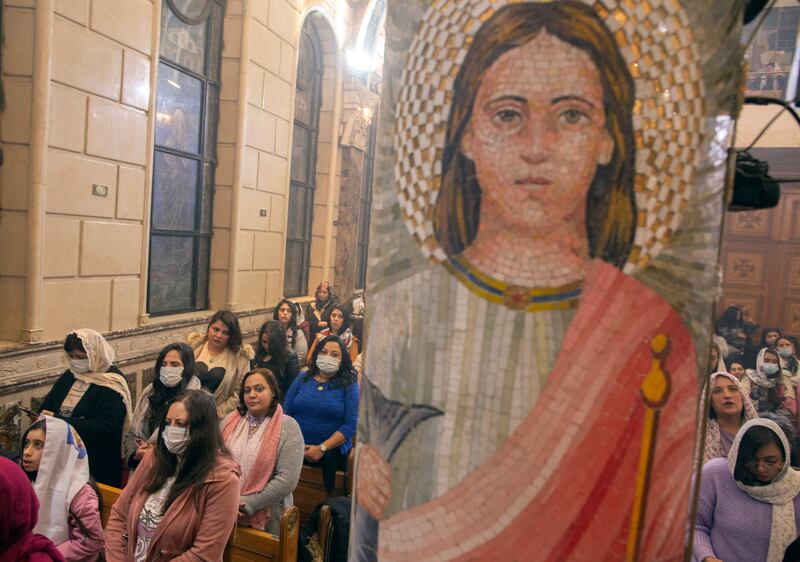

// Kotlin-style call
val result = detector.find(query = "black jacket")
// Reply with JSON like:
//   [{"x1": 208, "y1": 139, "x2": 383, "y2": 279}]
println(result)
[
  {"x1": 39, "y1": 367, "x2": 127, "y2": 487},
  {"x1": 252, "y1": 351, "x2": 300, "y2": 402}
]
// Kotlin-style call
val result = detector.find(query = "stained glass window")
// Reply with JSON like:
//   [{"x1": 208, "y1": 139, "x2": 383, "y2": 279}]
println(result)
[
  {"x1": 284, "y1": 21, "x2": 323, "y2": 298},
  {"x1": 147, "y1": 0, "x2": 225, "y2": 315}
]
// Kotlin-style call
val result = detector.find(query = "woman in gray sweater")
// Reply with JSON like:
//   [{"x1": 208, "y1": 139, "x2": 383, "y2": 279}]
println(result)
[{"x1": 221, "y1": 368, "x2": 304, "y2": 534}]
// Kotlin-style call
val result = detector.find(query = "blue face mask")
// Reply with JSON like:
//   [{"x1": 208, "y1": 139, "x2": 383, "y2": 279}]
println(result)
[{"x1": 763, "y1": 363, "x2": 781, "y2": 377}]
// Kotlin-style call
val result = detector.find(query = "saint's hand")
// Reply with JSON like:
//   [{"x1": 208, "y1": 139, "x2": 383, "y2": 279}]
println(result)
[{"x1": 356, "y1": 444, "x2": 392, "y2": 520}]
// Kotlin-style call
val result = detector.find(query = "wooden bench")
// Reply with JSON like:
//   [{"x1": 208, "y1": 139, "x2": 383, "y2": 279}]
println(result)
[
  {"x1": 98, "y1": 483, "x2": 324, "y2": 562},
  {"x1": 293, "y1": 450, "x2": 354, "y2": 519}
]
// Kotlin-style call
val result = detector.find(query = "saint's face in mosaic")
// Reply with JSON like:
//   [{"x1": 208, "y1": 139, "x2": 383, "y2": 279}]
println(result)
[{"x1": 434, "y1": 1, "x2": 636, "y2": 290}]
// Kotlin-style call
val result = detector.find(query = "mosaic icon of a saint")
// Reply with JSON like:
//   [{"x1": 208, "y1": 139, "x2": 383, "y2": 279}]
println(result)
[{"x1": 352, "y1": 1, "x2": 713, "y2": 560}]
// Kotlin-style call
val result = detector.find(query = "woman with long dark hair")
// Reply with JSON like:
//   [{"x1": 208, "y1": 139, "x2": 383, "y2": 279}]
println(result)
[
  {"x1": 305, "y1": 303, "x2": 359, "y2": 366},
  {"x1": 188, "y1": 310, "x2": 254, "y2": 417},
  {"x1": 694, "y1": 418, "x2": 800, "y2": 561},
  {"x1": 19, "y1": 416, "x2": 104, "y2": 562},
  {"x1": 105, "y1": 390, "x2": 239, "y2": 561},
  {"x1": 124, "y1": 343, "x2": 199, "y2": 469},
  {"x1": 253, "y1": 321, "x2": 299, "y2": 401},
  {"x1": 39, "y1": 329, "x2": 132, "y2": 487},
  {"x1": 285, "y1": 335, "x2": 359, "y2": 493},
  {"x1": 273, "y1": 299, "x2": 309, "y2": 364},
  {"x1": 221, "y1": 369, "x2": 304, "y2": 533},
  {"x1": 305, "y1": 282, "x2": 336, "y2": 342}
]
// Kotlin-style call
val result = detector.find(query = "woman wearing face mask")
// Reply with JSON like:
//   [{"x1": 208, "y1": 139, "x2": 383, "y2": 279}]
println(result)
[
  {"x1": 284, "y1": 335, "x2": 359, "y2": 494},
  {"x1": 104, "y1": 390, "x2": 240, "y2": 562},
  {"x1": 750, "y1": 327, "x2": 785, "y2": 369},
  {"x1": 39, "y1": 329, "x2": 132, "y2": 487},
  {"x1": 742, "y1": 347, "x2": 797, "y2": 420},
  {"x1": 0, "y1": 456, "x2": 63, "y2": 562},
  {"x1": 19, "y1": 417, "x2": 104, "y2": 562},
  {"x1": 221, "y1": 369, "x2": 304, "y2": 533},
  {"x1": 694, "y1": 418, "x2": 800, "y2": 562},
  {"x1": 703, "y1": 372, "x2": 758, "y2": 463},
  {"x1": 124, "y1": 343, "x2": 199, "y2": 470},
  {"x1": 188, "y1": 310, "x2": 254, "y2": 418},
  {"x1": 305, "y1": 282, "x2": 336, "y2": 343},
  {"x1": 273, "y1": 299, "x2": 309, "y2": 364},
  {"x1": 252, "y1": 321, "x2": 300, "y2": 401},
  {"x1": 778, "y1": 337, "x2": 799, "y2": 378},
  {"x1": 305, "y1": 304, "x2": 359, "y2": 367}
]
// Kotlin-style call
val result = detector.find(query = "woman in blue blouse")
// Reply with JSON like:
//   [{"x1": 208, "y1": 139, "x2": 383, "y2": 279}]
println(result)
[{"x1": 284, "y1": 334, "x2": 359, "y2": 493}]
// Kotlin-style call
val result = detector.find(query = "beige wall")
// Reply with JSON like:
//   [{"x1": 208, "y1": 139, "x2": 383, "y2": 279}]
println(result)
[{"x1": 0, "y1": 0, "x2": 357, "y2": 347}]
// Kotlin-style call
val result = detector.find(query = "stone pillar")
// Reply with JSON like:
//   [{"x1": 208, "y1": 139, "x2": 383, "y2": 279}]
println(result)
[{"x1": 333, "y1": 73, "x2": 379, "y2": 299}]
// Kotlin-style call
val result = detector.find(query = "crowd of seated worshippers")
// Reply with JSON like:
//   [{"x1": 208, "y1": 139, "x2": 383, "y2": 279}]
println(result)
[
  {"x1": 12, "y1": 301, "x2": 800, "y2": 561},
  {"x1": 0, "y1": 284, "x2": 363, "y2": 560}
]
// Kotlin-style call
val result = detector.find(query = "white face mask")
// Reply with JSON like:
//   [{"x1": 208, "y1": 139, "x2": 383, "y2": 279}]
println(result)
[
  {"x1": 159, "y1": 366, "x2": 184, "y2": 388},
  {"x1": 316, "y1": 355, "x2": 341, "y2": 375},
  {"x1": 763, "y1": 363, "x2": 781, "y2": 376},
  {"x1": 69, "y1": 358, "x2": 91, "y2": 374},
  {"x1": 162, "y1": 426, "x2": 189, "y2": 455},
  {"x1": 778, "y1": 348, "x2": 793, "y2": 359}
]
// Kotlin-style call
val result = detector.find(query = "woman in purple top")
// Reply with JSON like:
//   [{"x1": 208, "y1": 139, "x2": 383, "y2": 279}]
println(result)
[
  {"x1": 694, "y1": 418, "x2": 800, "y2": 562},
  {"x1": 703, "y1": 371, "x2": 757, "y2": 464},
  {"x1": 284, "y1": 334, "x2": 359, "y2": 494}
]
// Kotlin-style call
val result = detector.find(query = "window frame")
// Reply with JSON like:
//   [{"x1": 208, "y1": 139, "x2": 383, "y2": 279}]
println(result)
[
  {"x1": 146, "y1": 0, "x2": 225, "y2": 316},
  {"x1": 284, "y1": 21, "x2": 324, "y2": 298},
  {"x1": 355, "y1": 118, "x2": 378, "y2": 289}
]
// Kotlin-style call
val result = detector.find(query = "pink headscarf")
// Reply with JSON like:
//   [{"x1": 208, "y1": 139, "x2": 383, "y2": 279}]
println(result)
[{"x1": 0, "y1": 457, "x2": 64, "y2": 562}]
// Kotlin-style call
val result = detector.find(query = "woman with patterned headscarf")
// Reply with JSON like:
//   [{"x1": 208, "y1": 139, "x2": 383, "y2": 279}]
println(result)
[
  {"x1": 20, "y1": 416, "x2": 104, "y2": 561},
  {"x1": 38, "y1": 329, "x2": 132, "y2": 487},
  {"x1": 704, "y1": 371, "x2": 758, "y2": 463}
]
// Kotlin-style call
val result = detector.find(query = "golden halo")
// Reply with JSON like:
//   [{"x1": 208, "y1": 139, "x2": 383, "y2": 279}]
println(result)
[{"x1": 394, "y1": 0, "x2": 706, "y2": 274}]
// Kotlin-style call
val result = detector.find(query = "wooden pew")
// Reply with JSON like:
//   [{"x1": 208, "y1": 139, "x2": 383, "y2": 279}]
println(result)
[
  {"x1": 97, "y1": 483, "x2": 308, "y2": 562},
  {"x1": 293, "y1": 449, "x2": 354, "y2": 520}
]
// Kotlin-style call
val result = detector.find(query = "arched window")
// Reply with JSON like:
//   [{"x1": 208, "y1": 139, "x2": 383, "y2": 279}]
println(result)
[
  {"x1": 147, "y1": 0, "x2": 225, "y2": 315},
  {"x1": 284, "y1": 20, "x2": 323, "y2": 298}
]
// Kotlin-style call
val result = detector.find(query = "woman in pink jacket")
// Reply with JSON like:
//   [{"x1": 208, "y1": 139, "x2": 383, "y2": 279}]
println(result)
[
  {"x1": 20, "y1": 416, "x2": 104, "y2": 562},
  {"x1": 104, "y1": 390, "x2": 240, "y2": 562}
]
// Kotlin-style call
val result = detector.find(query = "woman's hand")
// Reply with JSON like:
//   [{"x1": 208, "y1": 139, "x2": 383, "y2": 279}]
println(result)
[
  {"x1": 318, "y1": 321, "x2": 328, "y2": 329},
  {"x1": 304, "y1": 444, "x2": 324, "y2": 462},
  {"x1": 356, "y1": 444, "x2": 392, "y2": 520},
  {"x1": 133, "y1": 440, "x2": 152, "y2": 461},
  {"x1": 702, "y1": 558, "x2": 723, "y2": 562}
]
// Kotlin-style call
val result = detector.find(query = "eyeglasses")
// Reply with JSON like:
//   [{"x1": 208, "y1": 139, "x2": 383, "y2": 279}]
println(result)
[{"x1": 745, "y1": 458, "x2": 783, "y2": 470}]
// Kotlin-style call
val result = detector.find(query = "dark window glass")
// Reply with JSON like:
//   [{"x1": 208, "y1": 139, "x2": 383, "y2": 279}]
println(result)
[
  {"x1": 151, "y1": 152, "x2": 199, "y2": 231},
  {"x1": 356, "y1": 120, "x2": 377, "y2": 289},
  {"x1": 149, "y1": 235, "x2": 195, "y2": 312},
  {"x1": 148, "y1": 0, "x2": 224, "y2": 315},
  {"x1": 154, "y1": 63, "x2": 203, "y2": 153},
  {"x1": 283, "y1": 20, "x2": 323, "y2": 298},
  {"x1": 160, "y1": 1, "x2": 207, "y2": 75}
]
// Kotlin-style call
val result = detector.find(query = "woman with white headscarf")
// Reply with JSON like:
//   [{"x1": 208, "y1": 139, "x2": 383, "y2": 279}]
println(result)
[
  {"x1": 703, "y1": 371, "x2": 758, "y2": 463},
  {"x1": 20, "y1": 416, "x2": 104, "y2": 561},
  {"x1": 39, "y1": 329, "x2": 132, "y2": 487},
  {"x1": 694, "y1": 418, "x2": 800, "y2": 562}
]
